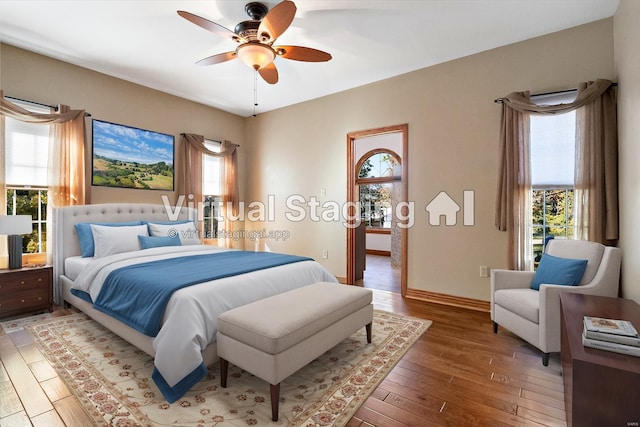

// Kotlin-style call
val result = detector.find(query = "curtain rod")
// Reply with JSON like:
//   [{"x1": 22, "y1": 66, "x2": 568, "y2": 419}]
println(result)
[
  {"x1": 493, "y1": 82, "x2": 618, "y2": 104},
  {"x1": 180, "y1": 133, "x2": 240, "y2": 147},
  {"x1": 5, "y1": 95, "x2": 92, "y2": 117}
]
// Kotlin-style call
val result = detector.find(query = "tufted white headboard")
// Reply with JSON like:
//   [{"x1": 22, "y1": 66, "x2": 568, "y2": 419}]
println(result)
[{"x1": 52, "y1": 203, "x2": 196, "y2": 302}]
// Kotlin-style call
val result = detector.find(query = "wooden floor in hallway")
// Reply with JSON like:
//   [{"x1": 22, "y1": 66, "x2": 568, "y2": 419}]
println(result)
[{"x1": 360, "y1": 254, "x2": 401, "y2": 293}]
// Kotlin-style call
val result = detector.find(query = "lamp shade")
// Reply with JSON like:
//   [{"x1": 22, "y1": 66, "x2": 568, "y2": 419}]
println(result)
[
  {"x1": 0, "y1": 215, "x2": 32, "y2": 235},
  {"x1": 237, "y1": 43, "x2": 276, "y2": 70}
]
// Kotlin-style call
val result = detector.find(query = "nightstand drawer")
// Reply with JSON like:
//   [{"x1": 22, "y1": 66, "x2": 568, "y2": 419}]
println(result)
[
  {"x1": 0, "y1": 270, "x2": 49, "y2": 292},
  {"x1": 0, "y1": 266, "x2": 53, "y2": 318},
  {"x1": 0, "y1": 287, "x2": 49, "y2": 316}
]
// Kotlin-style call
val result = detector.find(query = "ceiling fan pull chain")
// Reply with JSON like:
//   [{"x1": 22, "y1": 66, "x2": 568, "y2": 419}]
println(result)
[{"x1": 253, "y1": 69, "x2": 259, "y2": 117}]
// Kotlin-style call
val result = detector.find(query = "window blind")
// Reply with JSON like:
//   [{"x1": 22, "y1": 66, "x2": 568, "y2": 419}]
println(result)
[
  {"x1": 202, "y1": 140, "x2": 221, "y2": 195},
  {"x1": 4, "y1": 101, "x2": 51, "y2": 187},
  {"x1": 530, "y1": 92, "x2": 577, "y2": 188}
]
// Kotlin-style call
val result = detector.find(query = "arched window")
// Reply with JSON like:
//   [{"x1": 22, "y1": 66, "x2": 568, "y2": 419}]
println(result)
[{"x1": 356, "y1": 149, "x2": 401, "y2": 229}]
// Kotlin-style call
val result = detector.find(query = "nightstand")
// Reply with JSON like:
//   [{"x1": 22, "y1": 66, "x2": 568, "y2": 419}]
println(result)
[{"x1": 0, "y1": 266, "x2": 53, "y2": 319}]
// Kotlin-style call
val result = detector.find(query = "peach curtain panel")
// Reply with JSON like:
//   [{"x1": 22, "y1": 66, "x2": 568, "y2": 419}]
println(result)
[
  {"x1": 0, "y1": 91, "x2": 86, "y2": 265},
  {"x1": 48, "y1": 104, "x2": 86, "y2": 207},
  {"x1": 179, "y1": 133, "x2": 239, "y2": 248},
  {"x1": 495, "y1": 79, "x2": 618, "y2": 270}
]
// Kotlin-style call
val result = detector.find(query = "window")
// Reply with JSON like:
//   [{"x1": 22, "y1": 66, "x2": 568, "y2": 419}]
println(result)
[
  {"x1": 532, "y1": 188, "x2": 574, "y2": 263},
  {"x1": 360, "y1": 183, "x2": 392, "y2": 228},
  {"x1": 357, "y1": 151, "x2": 400, "y2": 229},
  {"x1": 4, "y1": 100, "x2": 50, "y2": 255},
  {"x1": 202, "y1": 140, "x2": 221, "y2": 239},
  {"x1": 530, "y1": 92, "x2": 577, "y2": 265}
]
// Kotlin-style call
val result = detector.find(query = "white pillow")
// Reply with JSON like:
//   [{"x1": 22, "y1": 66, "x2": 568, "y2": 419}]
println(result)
[
  {"x1": 147, "y1": 221, "x2": 201, "y2": 245},
  {"x1": 91, "y1": 224, "x2": 149, "y2": 258}
]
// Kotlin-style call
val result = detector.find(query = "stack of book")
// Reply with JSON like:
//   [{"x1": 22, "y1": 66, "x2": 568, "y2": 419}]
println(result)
[{"x1": 582, "y1": 315, "x2": 640, "y2": 357}]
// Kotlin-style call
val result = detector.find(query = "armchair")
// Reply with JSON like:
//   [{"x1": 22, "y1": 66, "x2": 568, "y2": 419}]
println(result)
[{"x1": 491, "y1": 239, "x2": 622, "y2": 366}]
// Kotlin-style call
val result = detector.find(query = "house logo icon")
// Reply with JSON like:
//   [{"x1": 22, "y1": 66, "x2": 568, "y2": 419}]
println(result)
[{"x1": 425, "y1": 190, "x2": 475, "y2": 226}]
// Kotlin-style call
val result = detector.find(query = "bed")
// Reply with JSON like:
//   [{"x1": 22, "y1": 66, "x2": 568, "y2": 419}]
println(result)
[{"x1": 52, "y1": 203, "x2": 338, "y2": 402}]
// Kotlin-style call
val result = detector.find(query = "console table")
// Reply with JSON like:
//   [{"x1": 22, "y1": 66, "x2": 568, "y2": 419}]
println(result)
[{"x1": 560, "y1": 292, "x2": 640, "y2": 427}]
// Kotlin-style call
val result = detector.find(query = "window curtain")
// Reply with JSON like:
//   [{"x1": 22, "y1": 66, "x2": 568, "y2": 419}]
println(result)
[
  {"x1": 179, "y1": 133, "x2": 239, "y2": 248},
  {"x1": 0, "y1": 91, "x2": 86, "y2": 274},
  {"x1": 495, "y1": 95, "x2": 532, "y2": 270},
  {"x1": 47, "y1": 104, "x2": 86, "y2": 208},
  {"x1": 495, "y1": 79, "x2": 618, "y2": 269},
  {"x1": 575, "y1": 82, "x2": 618, "y2": 245},
  {"x1": 0, "y1": 93, "x2": 86, "y2": 207},
  {"x1": 0, "y1": 114, "x2": 6, "y2": 258},
  {"x1": 221, "y1": 140, "x2": 239, "y2": 248}
]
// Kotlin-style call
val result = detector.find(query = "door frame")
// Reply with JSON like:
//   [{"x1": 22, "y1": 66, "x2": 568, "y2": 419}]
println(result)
[{"x1": 346, "y1": 124, "x2": 408, "y2": 296}]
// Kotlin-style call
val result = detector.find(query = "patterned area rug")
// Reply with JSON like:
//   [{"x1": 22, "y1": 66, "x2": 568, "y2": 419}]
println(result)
[
  {"x1": 26, "y1": 310, "x2": 431, "y2": 426},
  {"x1": 0, "y1": 312, "x2": 52, "y2": 334}
]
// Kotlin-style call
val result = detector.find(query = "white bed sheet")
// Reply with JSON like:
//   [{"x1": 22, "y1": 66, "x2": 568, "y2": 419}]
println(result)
[
  {"x1": 64, "y1": 256, "x2": 95, "y2": 281},
  {"x1": 71, "y1": 245, "x2": 338, "y2": 400}
]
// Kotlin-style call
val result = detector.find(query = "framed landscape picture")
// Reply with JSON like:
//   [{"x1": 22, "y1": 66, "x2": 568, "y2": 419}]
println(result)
[{"x1": 91, "y1": 119, "x2": 175, "y2": 191}]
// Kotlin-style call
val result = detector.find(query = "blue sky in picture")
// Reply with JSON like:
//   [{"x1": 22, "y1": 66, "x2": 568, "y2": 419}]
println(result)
[{"x1": 92, "y1": 120, "x2": 174, "y2": 165}]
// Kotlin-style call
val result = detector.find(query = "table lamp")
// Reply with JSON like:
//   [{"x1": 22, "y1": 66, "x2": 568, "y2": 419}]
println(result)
[{"x1": 0, "y1": 215, "x2": 32, "y2": 269}]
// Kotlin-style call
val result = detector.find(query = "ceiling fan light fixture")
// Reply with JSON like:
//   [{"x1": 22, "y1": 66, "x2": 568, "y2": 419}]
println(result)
[{"x1": 236, "y1": 43, "x2": 275, "y2": 70}]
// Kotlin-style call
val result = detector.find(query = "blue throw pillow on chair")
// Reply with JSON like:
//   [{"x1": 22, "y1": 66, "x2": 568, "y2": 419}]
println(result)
[{"x1": 531, "y1": 253, "x2": 588, "y2": 291}]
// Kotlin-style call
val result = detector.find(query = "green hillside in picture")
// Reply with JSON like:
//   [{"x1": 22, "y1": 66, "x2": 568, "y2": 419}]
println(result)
[{"x1": 93, "y1": 156, "x2": 173, "y2": 190}]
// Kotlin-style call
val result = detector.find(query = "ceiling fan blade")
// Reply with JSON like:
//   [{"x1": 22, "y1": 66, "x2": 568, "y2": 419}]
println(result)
[
  {"x1": 196, "y1": 51, "x2": 237, "y2": 66},
  {"x1": 257, "y1": 0, "x2": 296, "y2": 43},
  {"x1": 258, "y1": 62, "x2": 279, "y2": 84},
  {"x1": 177, "y1": 10, "x2": 245, "y2": 43},
  {"x1": 274, "y1": 46, "x2": 332, "y2": 62}
]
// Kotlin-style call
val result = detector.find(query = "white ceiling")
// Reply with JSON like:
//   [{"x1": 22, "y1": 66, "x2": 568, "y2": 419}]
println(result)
[{"x1": 0, "y1": 1, "x2": 619, "y2": 117}]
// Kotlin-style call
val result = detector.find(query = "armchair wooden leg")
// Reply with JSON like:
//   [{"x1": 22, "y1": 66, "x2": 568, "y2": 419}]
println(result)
[
  {"x1": 492, "y1": 321, "x2": 498, "y2": 334},
  {"x1": 542, "y1": 353, "x2": 549, "y2": 366}
]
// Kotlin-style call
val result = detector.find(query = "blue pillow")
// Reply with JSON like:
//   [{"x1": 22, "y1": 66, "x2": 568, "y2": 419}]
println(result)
[
  {"x1": 75, "y1": 221, "x2": 143, "y2": 257},
  {"x1": 138, "y1": 235, "x2": 182, "y2": 249},
  {"x1": 531, "y1": 254, "x2": 588, "y2": 291}
]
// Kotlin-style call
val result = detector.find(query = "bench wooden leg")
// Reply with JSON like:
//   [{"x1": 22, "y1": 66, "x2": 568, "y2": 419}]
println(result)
[
  {"x1": 270, "y1": 383, "x2": 280, "y2": 421},
  {"x1": 366, "y1": 322, "x2": 372, "y2": 343},
  {"x1": 219, "y1": 358, "x2": 228, "y2": 387}
]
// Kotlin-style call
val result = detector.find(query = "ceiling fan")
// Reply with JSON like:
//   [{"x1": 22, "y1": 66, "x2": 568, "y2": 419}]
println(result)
[{"x1": 178, "y1": 0, "x2": 332, "y2": 85}]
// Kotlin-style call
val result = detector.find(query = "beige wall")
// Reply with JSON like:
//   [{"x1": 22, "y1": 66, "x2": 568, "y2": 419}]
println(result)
[
  {"x1": 245, "y1": 18, "x2": 616, "y2": 301},
  {"x1": 0, "y1": 44, "x2": 246, "y2": 208},
  {"x1": 615, "y1": 0, "x2": 640, "y2": 304}
]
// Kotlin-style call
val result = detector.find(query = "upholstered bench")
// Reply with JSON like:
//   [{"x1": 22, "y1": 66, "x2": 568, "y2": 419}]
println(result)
[{"x1": 216, "y1": 282, "x2": 373, "y2": 421}]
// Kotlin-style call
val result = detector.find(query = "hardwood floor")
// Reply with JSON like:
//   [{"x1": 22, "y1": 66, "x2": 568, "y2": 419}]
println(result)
[
  {"x1": 361, "y1": 254, "x2": 401, "y2": 293},
  {"x1": 0, "y1": 307, "x2": 91, "y2": 427},
  {"x1": 0, "y1": 291, "x2": 565, "y2": 426},
  {"x1": 354, "y1": 291, "x2": 565, "y2": 426}
]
